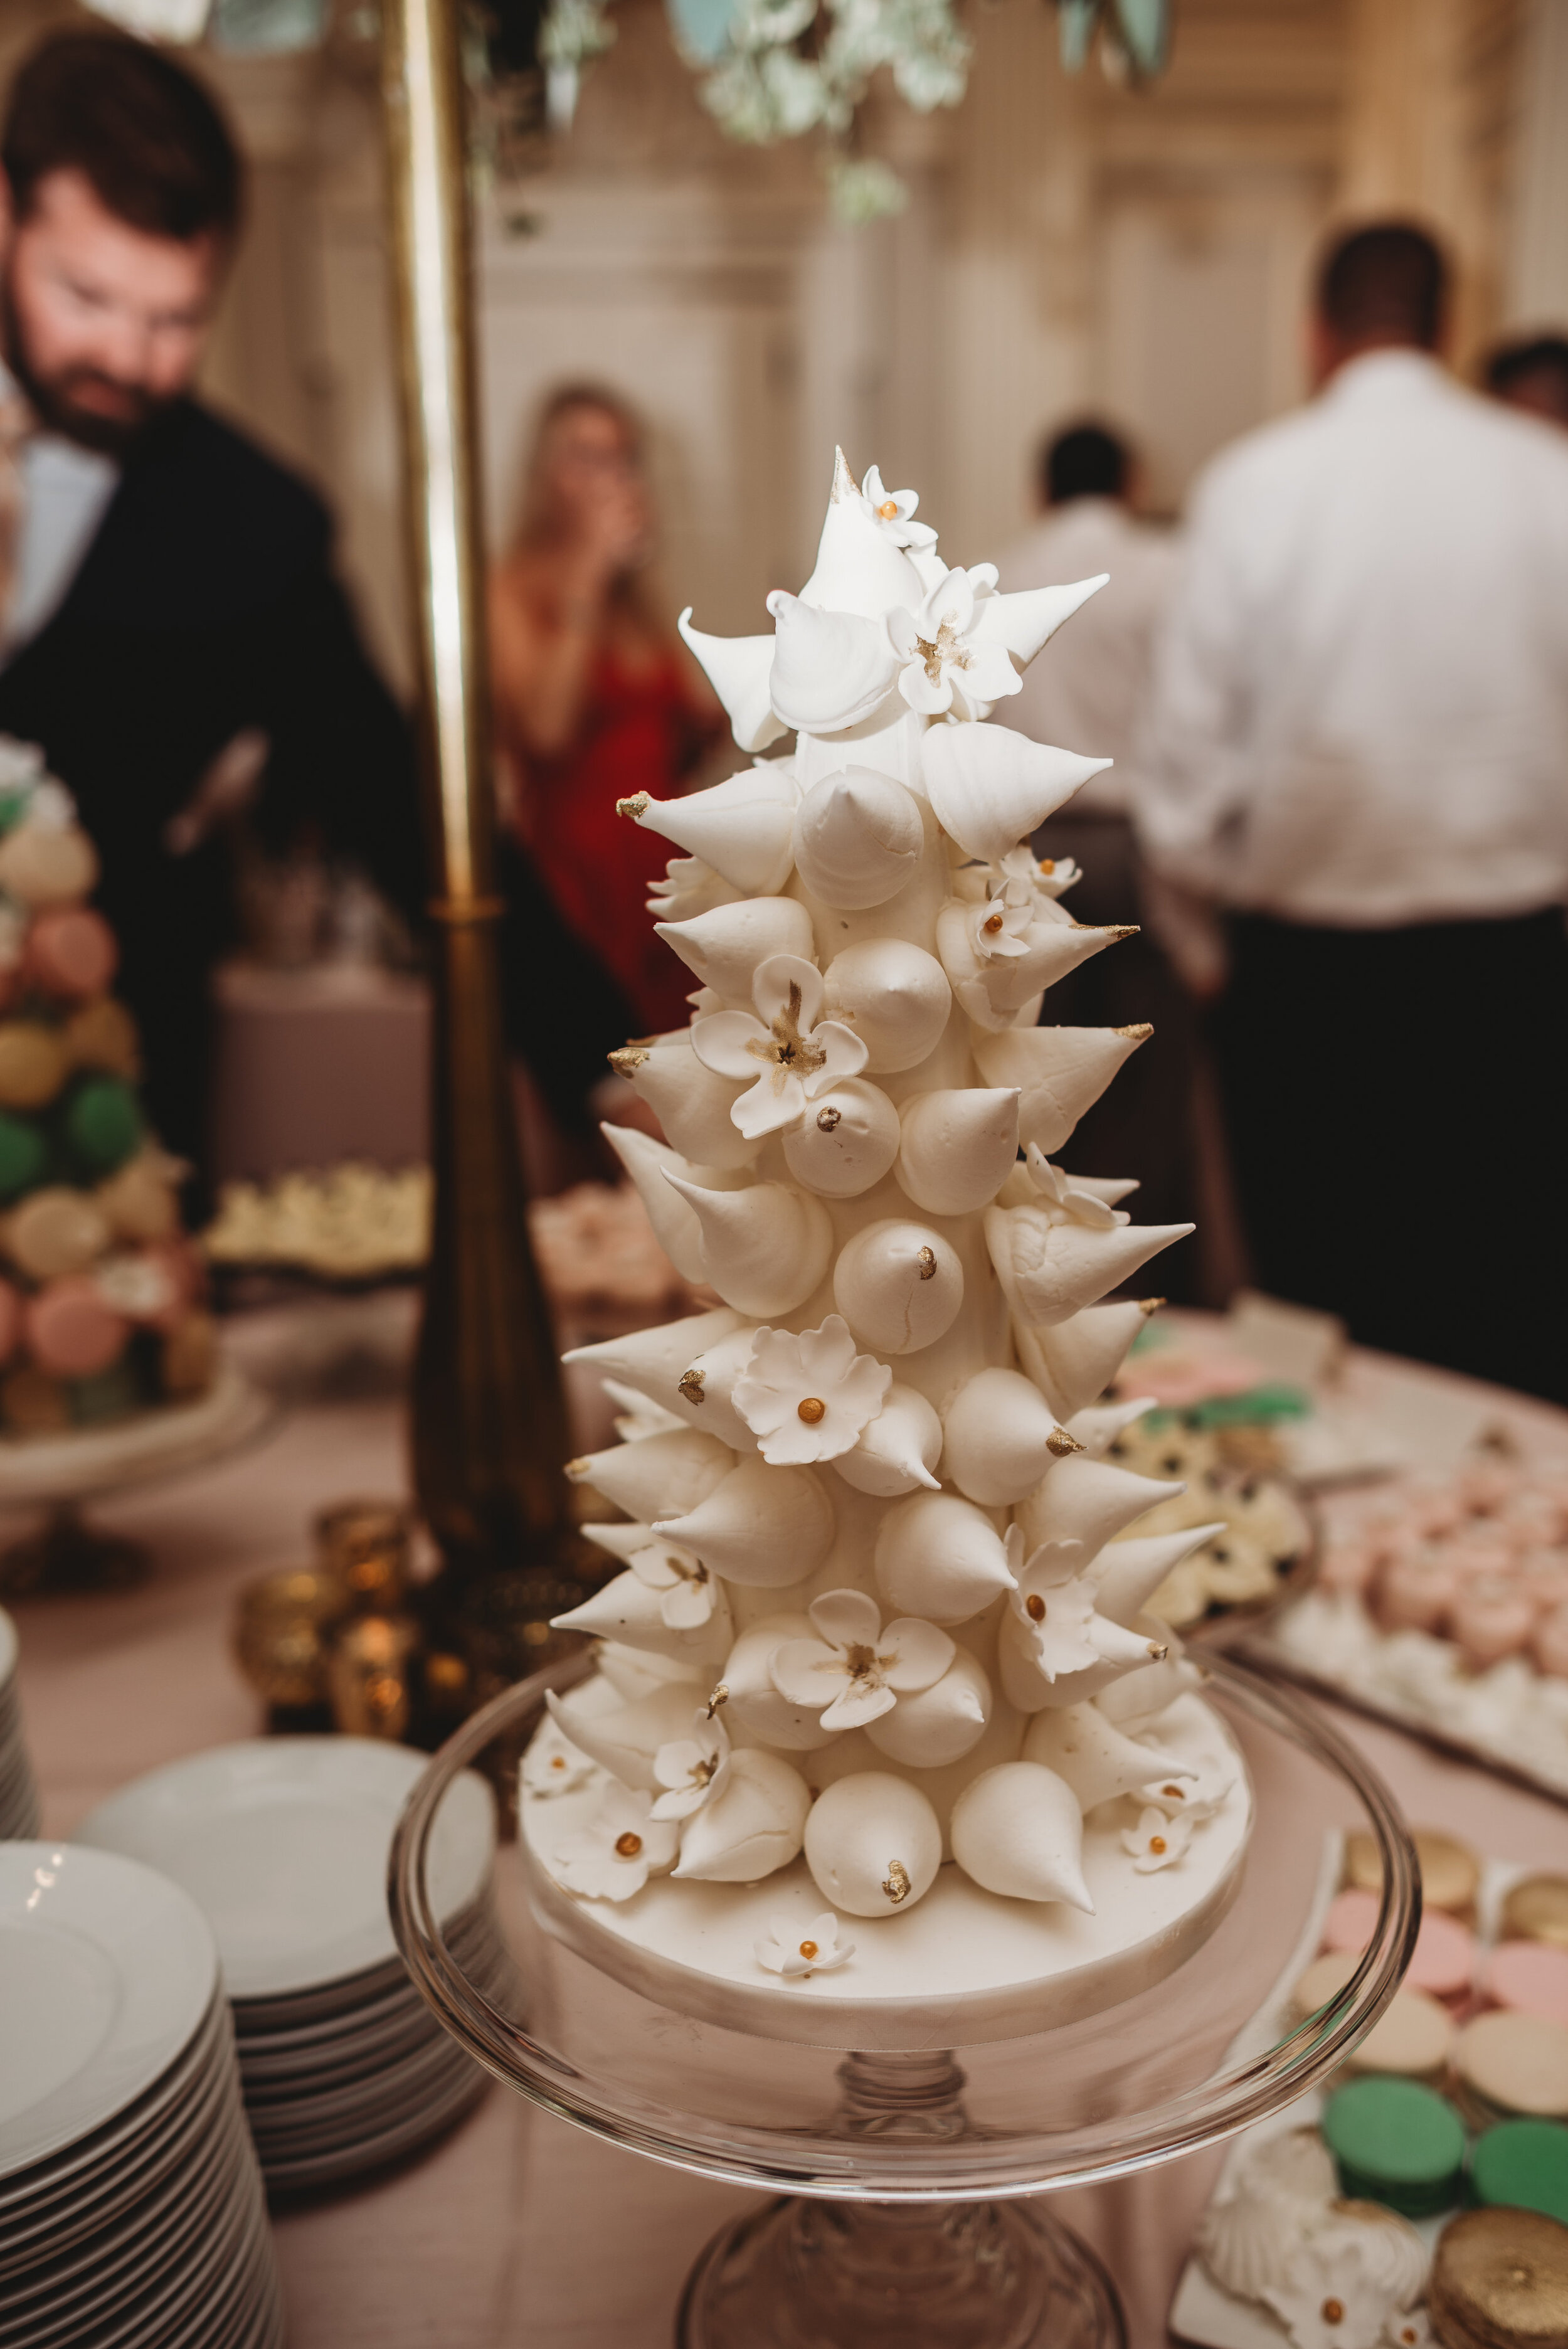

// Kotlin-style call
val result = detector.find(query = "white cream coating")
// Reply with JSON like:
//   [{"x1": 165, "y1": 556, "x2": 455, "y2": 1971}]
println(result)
[{"x1": 538, "y1": 452, "x2": 1244, "y2": 1970}]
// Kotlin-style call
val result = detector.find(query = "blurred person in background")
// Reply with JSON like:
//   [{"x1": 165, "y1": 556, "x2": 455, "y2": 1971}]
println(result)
[
  {"x1": 0, "y1": 31, "x2": 628, "y2": 1184},
  {"x1": 1485, "y1": 333, "x2": 1568, "y2": 430},
  {"x1": 489, "y1": 386, "x2": 726, "y2": 1039},
  {"x1": 998, "y1": 420, "x2": 1222, "y2": 1303},
  {"x1": 1138, "y1": 223, "x2": 1568, "y2": 1401}
]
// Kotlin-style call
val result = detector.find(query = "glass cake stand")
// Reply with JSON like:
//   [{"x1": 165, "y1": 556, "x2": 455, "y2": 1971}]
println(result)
[{"x1": 390, "y1": 1652, "x2": 1419, "y2": 2348}]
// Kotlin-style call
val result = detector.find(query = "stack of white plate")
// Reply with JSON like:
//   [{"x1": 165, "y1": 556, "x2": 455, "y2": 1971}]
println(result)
[
  {"x1": 0, "y1": 1841, "x2": 285, "y2": 2347},
  {"x1": 78, "y1": 1737, "x2": 503, "y2": 2195},
  {"x1": 0, "y1": 1608, "x2": 40, "y2": 1841}
]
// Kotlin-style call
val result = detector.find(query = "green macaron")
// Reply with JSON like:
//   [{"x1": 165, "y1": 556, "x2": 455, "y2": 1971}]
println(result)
[
  {"x1": 0, "y1": 1110, "x2": 48, "y2": 1201},
  {"x1": 1322, "y1": 2074, "x2": 1467, "y2": 2217},
  {"x1": 63, "y1": 1074, "x2": 143, "y2": 1176},
  {"x1": 1471, "y1": 2118, "x2": 1568, "y2": 2227}
]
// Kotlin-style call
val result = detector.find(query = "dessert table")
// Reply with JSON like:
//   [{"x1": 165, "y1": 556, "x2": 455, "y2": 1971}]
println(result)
[{"x1": 8, "y1": 1301, "x2": 1568, "y2": 2349}]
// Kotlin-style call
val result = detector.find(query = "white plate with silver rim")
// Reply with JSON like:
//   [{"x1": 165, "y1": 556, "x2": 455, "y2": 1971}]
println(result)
[
  {"x1": 75, "y1": 1738, "x2": 495, "y2": 1999},
  {"x1": 0, "y1": 1844, "x2": 217, "y2": 2182}
]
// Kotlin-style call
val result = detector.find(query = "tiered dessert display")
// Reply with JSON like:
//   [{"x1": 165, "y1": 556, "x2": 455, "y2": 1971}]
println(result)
[
  {"x1": 0, "y1": 741, "x2": 264, "y2": 1593},
  {"x1": 393, "y1": 457, "x2": 1417, "y2": 2349},
  {"x1": 519, "y1": 453, "x2": 1252, "y2": 2041}
]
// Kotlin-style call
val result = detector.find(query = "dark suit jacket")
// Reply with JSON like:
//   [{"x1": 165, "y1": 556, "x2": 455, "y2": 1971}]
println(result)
[{"x1": 0, "y1": 398, "x2": 633, "y2": 1172}]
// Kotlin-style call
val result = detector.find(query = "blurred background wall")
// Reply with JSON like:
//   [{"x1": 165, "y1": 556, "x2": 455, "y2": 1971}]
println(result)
[{"x1": 4, "y1": 0, "x2": 1566, "y2": 691}]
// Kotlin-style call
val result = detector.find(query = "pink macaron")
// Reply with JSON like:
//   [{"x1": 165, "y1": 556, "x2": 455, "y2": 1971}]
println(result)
[
  {"x1": 24, "y1": 1276, "x2": 129, "y2": 1379},
  {"x1": 24, "y1": 908, "x2": 117, "y2": 1003},
  {"x1": 1486, "y1": 1941, "x2": 1568, "y2": 2028},
  {"x1": 1323, "y1": 1887, "x2": 1475, "y2": 2003}
]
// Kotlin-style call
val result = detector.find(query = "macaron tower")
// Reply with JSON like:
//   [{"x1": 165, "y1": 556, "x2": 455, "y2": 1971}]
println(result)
[
  {"x1": 0, "y1": 741, "x2": 211, "y2": 1434},
  {"x1": 517, "y1": 454, "x2": 1254, "y2": 2035}
]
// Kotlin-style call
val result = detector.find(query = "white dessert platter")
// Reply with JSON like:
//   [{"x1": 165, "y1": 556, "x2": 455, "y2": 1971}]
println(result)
[
  {"x1": 0, "y1": 1842, "x2": 285, "y2": 2349},
  {"x1": 0, "y1": 1362, "x2": 279, "y2": 1597}
]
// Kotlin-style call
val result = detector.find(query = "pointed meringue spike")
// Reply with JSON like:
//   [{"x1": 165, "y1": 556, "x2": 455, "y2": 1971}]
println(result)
[
  {"x1": 626, "y1": 767, "x2": 797, "y2": 896},
  {"x1": 874, "y1": 1490, "x2": 1014, "y2": 1625},
  {"x1": 832, "y1": 1382, "x2": 943, "y2": 1496},
  {"x1": 792, "y1": 768, "x2": 923, "y2": 909},
  {"x1": 1094, "y1": 1523, "x2": 1229, "y2": 1628},
  {"x1": 985, "y1": 1204, "x2": 1194, "y2": 1328},
  {"x1": 973, "y1": 574, "x2": 1108, "y2": 670},
  {"x1": 1022, "y1": 1704, "x2": 1193, "y2": 1811},
  {"x1": 655, "y1": 896, "x2": 816, "y2": 1002},
  {"x1": 581, "y1": 1519, "x2": 656, "y2": 1565},
  {"x1": 563, "y1": 1307, "x2": 748, "y2": 1424},
  {"x1": 600, "y1": 1124, "x2": 709, "y2": 1284},
  {"x1": 678, "y1": 610, "x2": 787, "y2": 753},
  {"x1": 972, "y1": 1025, "x2": 1150, "y2": 1157},
  {"x1": 662, "y1": 1174, "x2": 833, "y2": 1318},
  {"x1": 1014, "y1": 1299, "x2": 1153, "y2": 1419},
  {"x1": 864, "y1": 1649, "x2": 992, "y2": 1768},
  {"x1": 549, "y1": 1572, "x2": 731, "y2": 1677},
  {"x1": 922, "y1": 724, "x2": 1111, "y2": 862},
  {"x1": 565, "y1": 1426, "x2": 734, "y2": 1524},
  {"x1": 607, "y1": 1034, "x2": 760, "y2": 1170},
  {"x1": 950, "y1": 1762, "x2": 1093, "y2": 1911},
  {"x1": 1015, "y1": 1452, "x2": 1182, "y2": 1556},
  {"x1": 672, "y1": 1748, "x2": 810, "y2": 1882},
  {"x1": 543, "y1": 1683, "x2": 706, "y2": 1791},
  {"x1": 654, "y1": 1458, "x2": 835, "y2": 1589},
  {"x1": 832, "y1": 445, "x2": 858, "y2": 500},
  {"x1": 768, "y1": 593, "x2": 900, "y2": 732},
  {"x1": 941, "y1": 1366, "x2": 1076, "y2": 1506},
  {"x1": 1063, "y1": 1395, "x2": 1157, "y2": 1458}
]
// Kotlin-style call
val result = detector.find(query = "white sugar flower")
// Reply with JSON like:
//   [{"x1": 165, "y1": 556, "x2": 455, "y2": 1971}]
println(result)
[
  {"x1": 1033, "y1": 855, "x2": 1081, "y2": 900},
  {"x1": 1382, "y1": 2315, "x2": 1433, "y2": 2349},
  {"x1": 1005, "y1": 1527, "x2": 1158, "y2": 1683},
  {"x1": 628, "y1": 1538, "x2": 720, "y2": 1630},
  {"x1": 734, "y1": 1316, "x2": 891, "y2": 1465},
  {"x1": 691, "y1": 953, "x2": 867, "y2": 1139},
  {"x1": 521, "y1": 1719, "x2": 598, "y2": 1798},
  {"x1": 647, "y1": 854, "x2": 739, "y2": 924},
  {"x1": 970, "y1": 847, "x2": 1042, "y2": 963},
  {"x1": 770, "y1": 1588, "x2": 953, "y2": 1731},
  {"x1": 887, "y1": 564, "x2": 1020, "y2": 719},
  {"x1": 549, "y1": 1783, "x2": 678, "y2": 1901},
  {"x1": 1262, "y1": 2237, "x2": 1396, "y2": 2349},
  {"x1": 1135, "y1": 1751, "x2": 1234, "y2": 1823},
  {"x1": 650, "y1": 1706, "x2": 732, "y2": 1821},
  {"x1": 859, "y1": 464, "x2": 937, "y2": 551},
  {"x1": 1122, "y1": 1803, "x2": 1193, "y2": 1872},
  {"x1": 756, "y1": 1910, "x2": 856, "y2": 1976}
]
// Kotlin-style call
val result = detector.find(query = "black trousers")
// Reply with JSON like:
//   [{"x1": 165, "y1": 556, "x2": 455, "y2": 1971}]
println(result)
[{"x1": 1210, "y1": 908, "x2": 1568, "y2": 1404}]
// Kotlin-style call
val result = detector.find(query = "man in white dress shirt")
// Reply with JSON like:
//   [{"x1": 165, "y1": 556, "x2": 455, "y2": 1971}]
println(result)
[
  {"x1": 1138, "y1": 223, "x2": 1568, "y2": 1398},
  {"x1": 999, "y1": 425, "x2": 1211, "y2": 1299}
]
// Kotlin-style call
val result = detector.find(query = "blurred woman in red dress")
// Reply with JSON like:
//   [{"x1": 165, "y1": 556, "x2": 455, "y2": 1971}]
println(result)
[{"x1": 489, "y1": 386, "x2": 726, "y2": 1038}]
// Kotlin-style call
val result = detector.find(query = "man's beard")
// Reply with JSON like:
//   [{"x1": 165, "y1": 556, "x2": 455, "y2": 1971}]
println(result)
[{"x1": 3, "y1": 279, "x2": 170, "y2": 459}]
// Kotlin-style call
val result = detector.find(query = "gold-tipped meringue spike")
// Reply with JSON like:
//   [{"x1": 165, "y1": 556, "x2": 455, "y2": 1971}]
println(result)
[
  {"x1": 832, "y1": 445, "x2": 859, "y2": 501},
  {"x1": 615, "y1": 792, "x2": 650, "y2": 819},
  {"x1": 1138, "y1": 1297, "x2": 1167, "y2": 1317},
  {"x1": 564, "y1": 1457, "x2": 591, "y2": 1480},
  {"x1": 1047, "y1": 1427, "x2": 1086, "y2": 1458},
  {"x1": 608, "y1": 1045, "x2": 649, "y2": 1075},
  {"x1": 1114, "y1": 1023, "x2": 1155, "y2": 1041},
  {"x1": 704, "y1": 1682, "x2": 729, "y2": 1718},
  {"x1": 677, "y1": 1368, "x2": 707, "y2": 1405}
]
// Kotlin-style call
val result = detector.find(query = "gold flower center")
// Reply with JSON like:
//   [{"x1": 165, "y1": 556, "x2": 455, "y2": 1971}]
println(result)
[
  {"x1": 1162, "y1": 1784, "x2": 1184, "y2": 1800},
  {"x1": 1025, "y1": 1593, "x2": 1046, "y2": 1621},
  {"x1": 844, "y1": 1643, "x2": 878, "y2": 1682},
  {"x1": 1322, "y1": 2302, "x2": 1344, "y2": 2326},
  {"x1": 1038, "y1": 857, "x2": 1055, "y2": 875},
  {"x1": 549, "y1": 1754, "x2": 568, "y2": 1772},
  {"x1": 747, "y1": 979, "x2": 827, "y2": 1081},
  {"x1": 1150, "y1": 1835, "x2": 1167, "y2": 1855},
  {"x1": 615, "y1": 1832, "x2": 644, "y2": 1858},
  {"x1": 914, "y1": 619, "x2": 970, "y2": 683},
  {"x1": 878, "y1": 500, "x2": 899, "y2": 520},
  {"x1": 799, "y1": 1938, "x2": 819, "y2": 1959},
  {"x1": 798, "y1": 1397, "x2": 827, "y2": 1424},
  {"x1": 982, "y1": 913, "x2": 1005, "y2": 935}
]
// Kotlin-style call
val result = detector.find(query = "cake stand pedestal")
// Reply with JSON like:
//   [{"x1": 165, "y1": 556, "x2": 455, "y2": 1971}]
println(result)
[
  {"x1": 0, "y1": 1367, "x2": 279, "y2": 1598},
  {"x1": 391, "y1": 1655, "x2": 1418, "y2": 2349}
]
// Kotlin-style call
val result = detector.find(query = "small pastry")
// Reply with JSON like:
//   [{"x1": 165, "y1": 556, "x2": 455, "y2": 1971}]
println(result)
[
  {"x1": 1321, "y1": 2075, "x2": 1466, "y2": 2217},
  {"x1": 1344, "y1": 1988, "x2": 1456, "y2": 2081},
  {"x1": 95, "y1": 1148, "x2": 181, "y2": 1243},
  {"x1": 1375, "y1": 1550, "x2": 1463, "y2": 1635},
  {"x1": 1323, "y1": 1890, "x2": 1474, "y2": 2004},
  {"x1": 63, "y1": 1074, "x2": 144, "y2": 1176},
  {"x1": 1454, "y1": 2013, "x2": 1568, "y2": 2124},
  {"x1": 1344, "y1": 1830, "x2": 1479, "y2": 1920},
  {"x1": 1486, "y1": 1944, "x2": 1568, "y2": 2030},
  {"x1": 0, "y1": 820, "x2": 97, "y2": 907},
  {"x1": 0, "y1": 1109, "x2": 46, "y2": 1202},
  {"x1": 61, "y1": 996, "x2": 140, "y2": 1078},
  {"x1": 24, "y1": 1276, "x2": 130, "y2": 1379},
  {"x1": 1292, "y1": 1948, "x2": 1361, "y2": 2020},
  {"x1": 24, "y1": 906, "x2": 117, "y2": 1000},
  {"x1": 1505, "y1": 1877, "x2": 1568, "y2": 1951},
  {"x1": 0, "y1": 1022, "x2": 66, "y2": 1110},
  {"x1": 1428, "y1": 2206, "x2": 1568, "y2": 2349},
  {"x1": 6, "y1": 1185, "x2": 110, "y2": 1280},
  {"x1": 1471, "y1": 2120, "x2": 1568, "y2": 2229},
  {"x1": 1451, "y1": 1579, "x2": 1538, "y2": 1670}
]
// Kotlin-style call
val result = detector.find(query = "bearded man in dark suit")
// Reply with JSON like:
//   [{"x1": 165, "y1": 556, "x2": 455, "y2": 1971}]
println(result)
[{"x1": 0, "y1": 31, "x2": 630, "y2": 1174}]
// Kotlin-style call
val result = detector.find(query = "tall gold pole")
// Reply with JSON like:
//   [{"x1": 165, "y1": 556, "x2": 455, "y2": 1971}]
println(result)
[{"x1": 381, "y1": 0, "x2": 580, "y2": 1694}]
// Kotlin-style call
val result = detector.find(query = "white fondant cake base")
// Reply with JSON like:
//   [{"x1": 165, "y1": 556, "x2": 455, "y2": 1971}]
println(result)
[{"x1": 520, "y1": 1690, "x2": 1253, "y2": 2049}]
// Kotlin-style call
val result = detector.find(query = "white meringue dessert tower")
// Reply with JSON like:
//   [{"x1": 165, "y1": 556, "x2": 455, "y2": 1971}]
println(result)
[{"x1": 518, "y1": 452, "x2": 1253, "y2": 2046}]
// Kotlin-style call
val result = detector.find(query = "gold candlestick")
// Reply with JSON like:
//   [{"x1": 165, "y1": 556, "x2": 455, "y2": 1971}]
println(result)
[{"x1": 380, "y1": 0, "x2": 583, "y2": 1684}]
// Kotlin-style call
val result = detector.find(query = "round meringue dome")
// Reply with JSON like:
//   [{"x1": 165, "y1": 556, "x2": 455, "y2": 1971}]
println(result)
[
  {"x1": 949, "y1": 1761, "x2": 1092, "y2": 1909},
  {"x1": 672, "y1": 1749, "x2": 811, "y2": 1883},
  {"x1": 803, "y1": 1771, "x2": 943, "y2": 1917},
  {"x1": 822, "y1": 939, "x2": 951, "y2": 1073},
  {"x1": 874, "y1": 1490, "x2": 1014, "y2": 1625},
  {"x1": 792, "y1": 767, "x2": 923, "y2": 909},
  {"x1": 781, "y1": 1078, "x2": 901, "y2": 1198},
  {"x1": 832, "y1": 1219, "x2": 963, "y2": 1355},
  {"x1": 864, "y1": 1647, "x2": 992, "y2": 1768}
]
